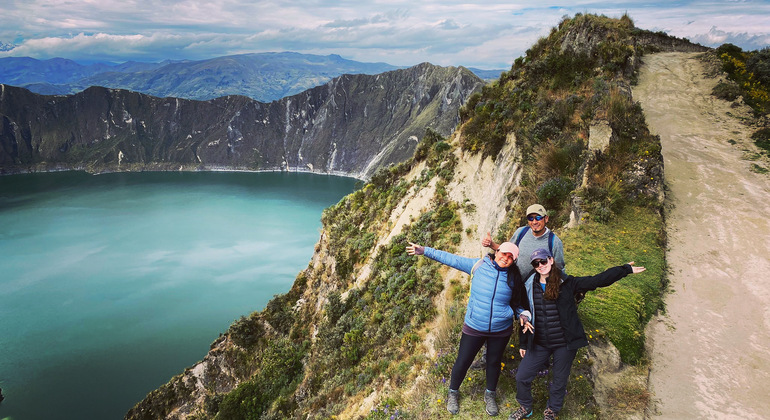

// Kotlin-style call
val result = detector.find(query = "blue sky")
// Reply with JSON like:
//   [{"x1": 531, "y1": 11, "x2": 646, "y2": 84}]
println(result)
[{"x1": 1, "y1": 0, "x2": 768, "y2": 69}]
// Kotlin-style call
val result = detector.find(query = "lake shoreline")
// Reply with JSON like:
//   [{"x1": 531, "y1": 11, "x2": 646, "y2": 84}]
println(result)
[{"x1": 0, "y1": 163, "x2": 367, "y2": 181}]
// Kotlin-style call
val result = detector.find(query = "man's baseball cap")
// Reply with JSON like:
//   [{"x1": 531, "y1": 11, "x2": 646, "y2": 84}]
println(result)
[{"x1": 526, "y1": 204, "x2": 547, "y2": 216}]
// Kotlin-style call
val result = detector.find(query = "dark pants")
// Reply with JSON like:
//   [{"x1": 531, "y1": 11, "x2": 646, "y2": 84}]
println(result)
[
  {"x1": 515, "y1": 344, "x2": 577, "y2": 413},
  {"x1": 449, "y1": 332, "x2": 511, "y2": 391}
]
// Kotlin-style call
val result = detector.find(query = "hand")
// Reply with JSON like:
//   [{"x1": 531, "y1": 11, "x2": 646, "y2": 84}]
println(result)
[
  {"x1": 481, "y1": 231, "x2": 492, "y2": 247},
  {"x1": 519, "y1": 349, "x2": 527, "y2": 358},
  {"x1": 627, "y1": 261, "x2": 646, "y2": 274},
  {"x1": 519, "y1": 315, "x2": 533, "y2": 334},
  {"x1": 406, "y1": 242, "x2": 424, "y2": 256}
]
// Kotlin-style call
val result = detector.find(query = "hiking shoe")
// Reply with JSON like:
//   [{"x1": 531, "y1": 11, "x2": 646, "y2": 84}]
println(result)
[
  {"x1": 484, "y1": 390, "x2": 498, "y2": 416},
  {"x1": 447, "y1": 389, "x2": 460, "y2": 415},
  {"x1": 508, "y1": 405, "x2": 533, "y2": 420},
  {"x1": 543, "y1": 407, "x2": 556, "y2": 420}
]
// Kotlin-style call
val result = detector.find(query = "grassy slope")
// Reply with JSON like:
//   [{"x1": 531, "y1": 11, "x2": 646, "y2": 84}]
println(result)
[{"x1": 363, "y1": 13, "x2": 671, "y2": 419}]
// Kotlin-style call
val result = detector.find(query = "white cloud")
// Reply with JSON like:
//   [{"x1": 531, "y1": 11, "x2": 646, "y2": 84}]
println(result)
[
  {"x1": 690, "y1": 27, "x2": 770, "y2": 51},
  {"x1": 0, "y1": 1, "x2": 767, "y2": 68}
]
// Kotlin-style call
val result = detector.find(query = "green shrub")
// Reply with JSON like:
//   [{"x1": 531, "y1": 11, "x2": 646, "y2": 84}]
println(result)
[
  {"x1": 414, "y1": 128, "x2": 443, "y2": 161},
  {"x1": 215, "y1": 338, "x2": 306, "y2": 419},
  {"x1": 713, "y1": 81, "x2": 742, "y2": 101},
  {"x1": 715, "y1": 44, "x2": 770, "y2": 113},
  {"x1": 228, "y1": 315, "x2": 264, "y2": 349},
  {"x1": 536, "y1": 176, "x2": 574, "y2": 215},
  {"x1": 746, "y1": 47, "x2": 770, "y2": 86},
  {"x1": 716, "y1": 43, "x2": 743, "y2": 57},
  {"x1": 751, "y1": 127, "x2": 770, "y2": 153}
]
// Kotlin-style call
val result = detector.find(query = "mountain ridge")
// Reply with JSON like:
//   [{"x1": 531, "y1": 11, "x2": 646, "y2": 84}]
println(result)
[
  {"x1": 0, "y1": 62, "x2": 484, "y2": 179},
  {"x1": 122, "y1": 14, "x2": 707, "y2": 419}
]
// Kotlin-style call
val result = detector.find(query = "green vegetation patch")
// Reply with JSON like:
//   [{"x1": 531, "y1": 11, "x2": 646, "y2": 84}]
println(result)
[
  {"x1": 715, "y1": 44, "x2": 770, "y2": 114},
  {"x1": 750, "y1": 163, "x2": 769, "y2": 174},
  {"x1": 459, "y1": 13, "x2": 662, "y2": 228},
  {"x1": 560, "y1": 206, "x2": 666, "y2": 363},
  {"x1": 214, "y1": 337, "x2": 307, "y2": 419},
  {"x1": 751, "y1": 127, "x2": 770, "y2": 154},
  {"x1": 302, "y1": 200, "x2": 463, "y2": 411}
]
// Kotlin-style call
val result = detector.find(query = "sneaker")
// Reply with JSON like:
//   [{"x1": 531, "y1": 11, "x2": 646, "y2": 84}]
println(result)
[
  {"x1": 543, "y1": 407, "x2": 556, "y2": 420},
  {"x1": 484, "y1": 390, "x2": 498, "y2": 416},
  {"x1": 447, "y1": 389, "x2": 460, "y2": 415},
  {"x1": 508, "y1": 405, "x2": 533, "y2": 420}
]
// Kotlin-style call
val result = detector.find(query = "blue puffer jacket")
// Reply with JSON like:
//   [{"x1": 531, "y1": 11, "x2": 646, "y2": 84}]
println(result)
[{"x1": 424, "y1": 247, "x2": 515, "y2": 333}]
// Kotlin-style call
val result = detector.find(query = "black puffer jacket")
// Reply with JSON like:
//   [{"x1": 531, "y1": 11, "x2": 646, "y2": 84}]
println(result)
[
  {"x1": 518, "y1": 264, "x2": 634, "y2": 351},
  {"x1": 532, "y1": 283, "x2": 568, "y2": 348}
]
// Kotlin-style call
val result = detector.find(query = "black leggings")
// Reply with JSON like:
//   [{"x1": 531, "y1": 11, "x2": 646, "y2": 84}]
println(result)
[{"x1": 449, "y1": 332, "x2": 511, "y2": 391}]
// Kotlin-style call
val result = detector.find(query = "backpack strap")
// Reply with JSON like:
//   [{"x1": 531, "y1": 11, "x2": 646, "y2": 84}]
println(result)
[
  {"x1": 548, "y1": 231, "x2": 555, "y2": 254},
  {"x1": 514, "y1": 226, "x2": 530, "y2": 246},
  {"x1": 467, "y1": 258, "x2": 484, "y2": 301},
  {"x1": 517, "y1": 226, "x2": 555, "y2": 254},
  {"x1": 471, "y1": 258, "x2": 484, "y2": 276}
]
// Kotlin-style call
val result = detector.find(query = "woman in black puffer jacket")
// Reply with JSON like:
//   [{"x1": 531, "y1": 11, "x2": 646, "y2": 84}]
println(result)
[{"x1": 508, "y1": 248, "x2": 646, "y2": 420}]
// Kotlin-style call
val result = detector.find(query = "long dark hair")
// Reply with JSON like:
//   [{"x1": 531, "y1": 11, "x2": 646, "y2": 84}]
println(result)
[{"x1": 543, "y1": 264, "x2": 563, "y2": 300}]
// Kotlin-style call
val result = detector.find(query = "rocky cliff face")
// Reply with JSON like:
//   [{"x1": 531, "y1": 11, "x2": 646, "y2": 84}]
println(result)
[{"x1": 0, "y1": 62, "x2": 483, "y2": 179}]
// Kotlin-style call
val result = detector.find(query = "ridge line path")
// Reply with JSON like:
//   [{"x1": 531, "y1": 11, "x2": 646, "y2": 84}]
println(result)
[{"x1": 633, "y1": 52, "x2": 770, "y2": 419}]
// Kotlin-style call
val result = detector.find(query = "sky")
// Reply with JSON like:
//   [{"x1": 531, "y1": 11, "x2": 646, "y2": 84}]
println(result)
[{"x1": 1, "y1": 0, "x2": 769, "y2": 70}]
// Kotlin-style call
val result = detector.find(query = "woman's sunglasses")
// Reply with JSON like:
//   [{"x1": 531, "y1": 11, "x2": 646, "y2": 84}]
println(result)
[
  {"x1": 531, "y1": 259, "x2": 549, "y2": 268},
  {"x1": 527, "y1": 215, "x2": 545, "y2": 221}
]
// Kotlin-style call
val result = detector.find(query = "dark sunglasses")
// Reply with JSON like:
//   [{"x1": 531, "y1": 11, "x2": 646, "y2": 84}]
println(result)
[
  {"x1": 527, "y1": 215, "x2": 545, "y2": 221},
  {"x1": 531, "y1": 259, "x2": 549, "y2": 268}
]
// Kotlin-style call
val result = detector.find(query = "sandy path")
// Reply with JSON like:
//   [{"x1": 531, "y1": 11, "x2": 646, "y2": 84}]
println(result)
[{"x1": 633, "y1": 52, "x2": 770, "y2": 419}]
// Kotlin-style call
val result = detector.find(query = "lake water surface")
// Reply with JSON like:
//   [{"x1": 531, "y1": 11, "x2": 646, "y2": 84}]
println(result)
[{"x1": 0, "y1": 171, "x2": 356, "y2": 420}]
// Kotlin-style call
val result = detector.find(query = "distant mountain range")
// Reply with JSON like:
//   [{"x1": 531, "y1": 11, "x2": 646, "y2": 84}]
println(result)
[{"x1": 0, "y1": 52, "x2": 503, "y2": 102}]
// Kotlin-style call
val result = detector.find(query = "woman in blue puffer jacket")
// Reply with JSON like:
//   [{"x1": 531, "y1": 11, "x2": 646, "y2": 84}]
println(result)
[{"x1": 407, "y1": 241, "x2": 528, "y2": 416}]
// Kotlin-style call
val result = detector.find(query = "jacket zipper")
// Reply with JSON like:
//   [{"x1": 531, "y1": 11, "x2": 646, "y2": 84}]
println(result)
[{"x1": 488, "y1": 271, "x2": 500, "y2": 331}]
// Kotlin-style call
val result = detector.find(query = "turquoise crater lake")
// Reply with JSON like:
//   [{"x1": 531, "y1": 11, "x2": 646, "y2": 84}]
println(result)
[{"x1": 0, "y1": 171, "x2": 357, "y2": 420}]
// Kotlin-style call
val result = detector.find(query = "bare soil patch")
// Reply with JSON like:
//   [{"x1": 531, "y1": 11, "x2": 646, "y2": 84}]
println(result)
[{"x1": 633, "y1": 52, "x2": 770, "y2": 419}]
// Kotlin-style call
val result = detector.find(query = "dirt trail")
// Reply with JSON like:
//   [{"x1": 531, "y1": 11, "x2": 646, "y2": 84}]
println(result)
[{"x1": 633, "y1": 52, "x2": 770, "y2": 419}]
